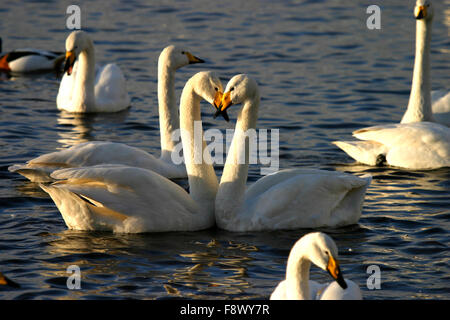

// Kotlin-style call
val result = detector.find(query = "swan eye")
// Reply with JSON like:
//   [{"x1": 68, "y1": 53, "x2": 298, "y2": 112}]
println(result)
[
  {"x1": 230, "y1": 87, "x2": 235, "y2": 92},
  {"x1": 181, "y1": 51, "x2": 186, "y2": 55},
  {"x1": 214, "y1": 87, "x2": 219, "y2": 91}
]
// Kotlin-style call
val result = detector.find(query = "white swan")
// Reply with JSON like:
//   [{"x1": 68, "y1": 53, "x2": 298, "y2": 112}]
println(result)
[
  {"x1": 270, "y1": 232, "x2": 362, "y2": 300},
  {"x1": 214, "y1": 75, "x2": 371, "y2": 232},
  {"x1": 39, "y1": 71, "x2": 222, "y2": 233},
  {"x1": 56, "y1": 30, "x2": 130, "y2": 113},
  {"x1": 333, "y1": 1, "x2": 450, "y2": 170},
  {"x1": 0, "y1": 37, "x2": 64, "y2": 73},
  {"x1": 401, "y1": 0, "x2": 449, "y2": 126},
  {"x1": 333, "y1": 122, "x2": 450, "y2": 169},
  {"x1": 9, "y1": 45, "x2": 205, "y2": 182}
]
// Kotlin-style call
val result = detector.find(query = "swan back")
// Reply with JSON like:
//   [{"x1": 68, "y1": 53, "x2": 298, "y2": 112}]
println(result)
[{"x1": 319, "y1": 279, "x2": 363, "y2": 300}]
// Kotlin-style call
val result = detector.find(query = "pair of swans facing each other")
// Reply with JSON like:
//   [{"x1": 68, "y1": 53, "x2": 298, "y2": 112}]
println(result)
[
  {"x1": 334, "y1": 0, "x2": 450, "y2": 170},
  {"x1": 37, "y1": 72, "x2": 371, "y2": 233}
]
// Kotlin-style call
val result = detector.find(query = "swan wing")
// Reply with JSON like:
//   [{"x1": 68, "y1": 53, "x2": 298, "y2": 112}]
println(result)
[
  {"x1": 94, "y1": 63, "x2": 130, "y2": 112},
  {"x1": 333, "y1": 140, "x2": 388, "y2": 166},
  {"x1": 40, "y1": 165, "x2": 208, "y2": 233},
  {"x1": 319, "y1": 279, "x2": 363, "y2": 300},
  {"x1": 431, "y1": 90, "x2": 450, "y2": 126},
  {"x1": 270, "y1": 279, "x2": 329, "y2": 300},
  {"x1": 227, "y1": 169, "x2": 371, "y2": 231},
  {"x1": 8, "y1": 141, "x2": 186, "y2": 182},
  {"x1": 270, "y1": 280, "x2": 287, "y2": 300}
]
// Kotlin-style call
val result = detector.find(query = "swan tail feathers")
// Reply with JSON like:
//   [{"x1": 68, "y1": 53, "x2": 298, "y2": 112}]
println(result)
[
  {"x1": 333, "y1": 140, "x2": 387, "y2": 166},
  {"x1": 39, "y1": 182, "x2": 129, "y2": 231}
]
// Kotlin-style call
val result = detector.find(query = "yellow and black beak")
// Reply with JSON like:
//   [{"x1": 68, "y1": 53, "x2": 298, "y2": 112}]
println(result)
[
  {"x1": 326, "y1": 255, "x2": 347, "y2": 290},
  {"x1": 213, "y1": 90, "x2": 232, "y2": 122},
  {"x1": 63, "y1": 50, "x2": 76, "y2": 75},
  {"x1": 185, "y1": 51, "x2": 205, "y2": 64},
  {"x1": 414, "y1": 5, "x2": 427, "y2": 20}
]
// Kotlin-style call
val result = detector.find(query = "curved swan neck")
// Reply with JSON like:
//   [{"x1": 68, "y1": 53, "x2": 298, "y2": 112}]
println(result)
[
  {"x1": 72, "y1": 41, "x2": 96, "y2": 112},
  {"x1": 285, "y1": 246, "x2": 312, "y2": 300},
  {"x1": 179, "y1": 80, "x2": 218, "y2": 209},
  {"x1": 216, "y1": 90, "x2": 260, "y2": 222},
  {"x1": 158, "y1": 59, "x2": 178, "y2": 160},
  {"x1": 402, "y1": 17, "x2": 434, "y2": 123}
]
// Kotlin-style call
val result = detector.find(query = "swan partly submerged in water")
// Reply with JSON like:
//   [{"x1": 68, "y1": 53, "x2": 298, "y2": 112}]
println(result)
[
  {"x1": 213, "y1": 74, "x2": 371, "y2": 232},
  {"x1": 270, "y1": 232, "x2": 362, "y2": 300},
  {"x1": 9, "y1": 45, "x2": 204, "y2": 182},
  {"x1": 56, "y1": 30, "x2": 130, "y2": 113},
  {"x1": 39, "y1": 71, "x2": 222, "y2": 233}
]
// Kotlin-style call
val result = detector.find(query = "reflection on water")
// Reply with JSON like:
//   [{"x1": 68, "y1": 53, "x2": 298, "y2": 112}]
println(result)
[
  {"x1": 56, "y1": 110, "x2": 131, "y2": 147},
  {"x1": 37, "y1": 230, "x2": 266, "y2": 299}
]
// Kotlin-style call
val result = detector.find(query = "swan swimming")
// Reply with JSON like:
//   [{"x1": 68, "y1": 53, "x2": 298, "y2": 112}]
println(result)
[
  {"x1": 56, "y1": 30, "x2": 130, "y2": 113},
  {"x1": 270, "y1": 232, "x2": 362, "y2": 300},
  {"x1": 39, "y1": 71, "x2": 222, "y2": 233},
  {"x1": 400, "y1": 0, "x2": 449, "y2": 126},
  {"x1": 214, "y1": 74, "x2": 371, "y2": 232},
  {"x1": 9, "y1": 45, "x2": 204, "y2": 182},
  {"x1": 333, "y1": 1, "x2": 450, "y2": 170}
]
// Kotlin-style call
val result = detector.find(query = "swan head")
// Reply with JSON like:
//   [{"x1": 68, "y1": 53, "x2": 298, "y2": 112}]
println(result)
[
  {"x1": 214, "y1": 74, "x2": 259, "y2": 122},
  {"x1": 189, "y1": 71, "x2": 223, "y2": 108},
  {"x1": 295, "y1": 232, "x2": 348, "y2": 290},
  {"x1": 160, "y1": 45, "x2": 204, "y2": 70},
  {"x1": 63, "y1": 30, "x2": 93, "y2": 75},
  {"x1": 414, "y1": 0, "x2": 433, "y2": 21}
]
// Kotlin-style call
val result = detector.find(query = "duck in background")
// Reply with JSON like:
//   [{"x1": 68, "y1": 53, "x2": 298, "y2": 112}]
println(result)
[{"x1": 0, "y1": 37, "x2": 64, "y2": 73}]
